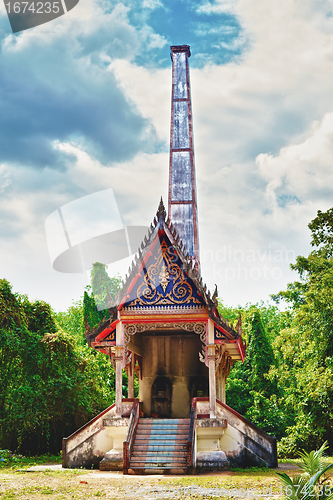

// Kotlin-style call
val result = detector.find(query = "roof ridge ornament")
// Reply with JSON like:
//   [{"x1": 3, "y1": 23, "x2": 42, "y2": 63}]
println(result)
[{"x1": 156, "y1": 197, "x2": 167, "y2": 221}]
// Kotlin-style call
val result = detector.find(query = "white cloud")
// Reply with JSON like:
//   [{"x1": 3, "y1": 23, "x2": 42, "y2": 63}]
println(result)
[
  {"x1": 108, "y1": 59, "x2": 171, "y2": 142},
  {"x1": 54, "y1": 141, "x2": 168, "y2": 225},
  {"x1": 1, "y1": 1, "x2": 136, "y2": 55},
  {"x1": 44, "y1": 0, "x2": 333, "y2": 307},
  {"x1": 142, "y1": 0, "x2": 164, "y2": 10},
  {"x1": 0, "y1": 165, "x2": 11, "y2": 193},
  {"x1": 197, "y1": 1, "x2": 238, "y2": 15},
  {"x1": 3, "y1": 0, "x2": 333, "y2": 310},
  {"x1": 256, "y1": 113, "x2": 333, "y2": 209}
]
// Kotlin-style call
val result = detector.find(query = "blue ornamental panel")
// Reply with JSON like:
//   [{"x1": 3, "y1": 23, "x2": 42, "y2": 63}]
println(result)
[
  {"x1": 214, "y1": 326, "x2": 229, "y2": 343},
  {"x1": 123, "y1": 234, "x2": 204, "y2": 310},
  {"x1": 102, "y1": 328, "x2": 116, "y2": 343}
]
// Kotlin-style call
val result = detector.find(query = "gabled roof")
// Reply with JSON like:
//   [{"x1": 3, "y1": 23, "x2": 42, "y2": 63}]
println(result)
[{"x1": 88, "y1": 198, "x2": 243, "y2": 344}]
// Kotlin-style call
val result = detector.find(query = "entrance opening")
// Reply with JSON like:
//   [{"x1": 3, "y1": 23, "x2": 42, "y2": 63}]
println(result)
[
  {"x1": 151, "y1": 377, "x2": 172, "y2": 417},
  {"x1": 190, "y1": 376, "x2": 209, "y2": 400}
]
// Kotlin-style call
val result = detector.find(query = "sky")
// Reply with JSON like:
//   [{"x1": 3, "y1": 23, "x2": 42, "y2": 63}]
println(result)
[{"x1": 0, "y1": 0, "x2": 333, "y2": 311}]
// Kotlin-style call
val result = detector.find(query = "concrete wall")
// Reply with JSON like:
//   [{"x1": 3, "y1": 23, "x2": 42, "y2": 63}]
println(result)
[
  {"x1": 195, "y1": 399, "x2": 277, "y2": 468},
  {"x1": 139, "y1": 333, "x2": 208, "y2": 418},
  {"x1": 62, "y1": 401, "x2": 134, "y2": 468}
]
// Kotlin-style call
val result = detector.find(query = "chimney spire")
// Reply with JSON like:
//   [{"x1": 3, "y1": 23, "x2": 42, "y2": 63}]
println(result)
[{"x1": 168, "y1": 45, "x2": 200, "y2": 269}]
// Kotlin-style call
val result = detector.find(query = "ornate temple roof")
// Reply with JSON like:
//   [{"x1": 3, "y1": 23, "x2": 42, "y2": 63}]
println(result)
[{"x1": 87, "y1": 198, "x2": 243, "y2": 345}]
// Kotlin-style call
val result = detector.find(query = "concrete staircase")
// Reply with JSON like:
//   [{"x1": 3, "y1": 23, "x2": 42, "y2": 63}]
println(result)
[{"x1": 129, "y1": 418, "x2": 190, "y2": 474}]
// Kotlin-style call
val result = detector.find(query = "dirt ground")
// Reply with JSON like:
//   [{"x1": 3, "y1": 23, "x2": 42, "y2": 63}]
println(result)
[{"x1": 0, "y1": 463, "x2": 305, "y2": 500}]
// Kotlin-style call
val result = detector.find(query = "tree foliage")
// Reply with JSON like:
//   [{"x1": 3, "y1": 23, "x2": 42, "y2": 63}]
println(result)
[
  {"x1": 222, "y1": 207, "x2": 333, "y2": 454},
  {"x1": 90, "y1": 262, "x2": 121, "y2": 312},
  {"x1": 221, "y1": 301, "x2": 290, "y2": 439},
  {"x1": 271, "y1": 207, "x2": 333, "y2": 455},
  {"x1": 84, "y1": 263, "x2": 121, "y2": 332},
  {"x1": 0, "y1": 279, "x2": 115, "y2": 454}
]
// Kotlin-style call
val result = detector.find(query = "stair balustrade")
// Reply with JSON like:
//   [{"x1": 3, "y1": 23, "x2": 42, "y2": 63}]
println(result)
[{"x1": 123, "y1": 398, "x2": 140, "y2": 474}]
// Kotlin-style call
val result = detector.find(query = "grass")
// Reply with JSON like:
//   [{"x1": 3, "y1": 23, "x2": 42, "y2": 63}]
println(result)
[
  {"x1": 0, "y1": 449, "x2": 61, "y2": 470},
  {"x1": 0, "y1": 456, "x2": 332, "y2": 499},
  {"x1": 0, "y1": 465, "x2": 291, "y2": 499}
]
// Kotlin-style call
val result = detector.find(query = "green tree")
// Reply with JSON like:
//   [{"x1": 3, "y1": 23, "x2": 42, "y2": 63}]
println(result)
[
  {"x1": 220, "y1": 300, "x2": 291, "y2": 439},
  {"x1": 83, "y1": 263, "x2": 121, "y2": 333},
  {"x1": 0, "y1": 280, "x2": 116, "y2": 454},
  {"x1": 90, "y1": 263, "x2": 121, "y2": 312},
  {"x1": 246, "y1": 309, "x2": 275, "y2": 394},
  {"x1": 272, "y1": 207, "x2": 333, "y2": 455}
]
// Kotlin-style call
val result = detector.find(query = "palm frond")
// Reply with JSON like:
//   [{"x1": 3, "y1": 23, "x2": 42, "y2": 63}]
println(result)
[
  {"x1": 297, "y1": 442, "x2": 329, "y2": 477},
  {"x1": 277, "y1": 442, "x2": 333, "y2": 500},
  {"x1": 276, "y1": 472, "x2": 308, "y2": 500}
]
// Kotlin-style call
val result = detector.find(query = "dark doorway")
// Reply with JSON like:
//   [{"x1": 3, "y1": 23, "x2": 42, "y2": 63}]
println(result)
[
  {"x1": 151, "y1": 377, "x2": 172, "y2": 417},
  {"x1": 190, "y1": 376, "x2": 209, "y2": 400}
]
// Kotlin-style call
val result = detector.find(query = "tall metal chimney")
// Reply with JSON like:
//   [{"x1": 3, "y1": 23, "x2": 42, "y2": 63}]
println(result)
[{"x1": 168, "y1": 45, "x2": 200, "y2": 270}]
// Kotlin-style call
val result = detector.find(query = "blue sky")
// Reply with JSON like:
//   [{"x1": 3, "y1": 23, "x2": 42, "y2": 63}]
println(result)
[
  {"x1": 1, "y1": 0, "x2": 333, "y2": 310},
  {"x1": 125, "y1": 0, "x2": 246, "y2": 67}
]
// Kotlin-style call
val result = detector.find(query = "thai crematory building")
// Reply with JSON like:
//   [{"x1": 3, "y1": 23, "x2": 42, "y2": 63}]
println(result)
[{"x1": 62, "y1": 45, "x2": 277, "y2": 473}]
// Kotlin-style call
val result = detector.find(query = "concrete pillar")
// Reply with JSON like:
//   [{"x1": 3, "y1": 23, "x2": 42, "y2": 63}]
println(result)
[
  {"x1": 128, "y1": 354, "x2": 134, "y2": 399},
  {"x1": 207, "y1": 344, "x2": 216, "y2": 418},
  {"x1": 115, "y1": 345, "x2": 124, "y2": 417}
]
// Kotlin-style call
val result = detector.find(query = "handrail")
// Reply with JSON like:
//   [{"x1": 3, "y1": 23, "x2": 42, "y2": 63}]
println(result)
[
  {"x1": 194, "y1": 397, "x2": 276, "y2": 441},
  {"x1": 189, "y1": 397, "x2": 277, "y2": 469},
  {"x1": 62, "y1": 398, "x2": 137, "y2": 468},
  {"x1": 62, "y1": 403, "x2": 115, "y2": 467},
  {"x1": 123, "y1": 398, "x2": 140, "y2": 474},
  {"x1": 186, "y1": 398, "x2": 197, "y2": 471},
  {"x1": 215, "y1": 399, "x2": 276, "y2": 442}
]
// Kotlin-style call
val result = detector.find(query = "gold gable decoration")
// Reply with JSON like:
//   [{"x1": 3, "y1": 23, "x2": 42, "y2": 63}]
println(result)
[{"x1": 127, "y1": 238, "x2": 202, "y2": 307}]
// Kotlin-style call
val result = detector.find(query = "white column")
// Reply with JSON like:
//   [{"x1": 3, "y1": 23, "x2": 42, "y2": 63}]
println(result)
[
  {"x1": 207, "y1": 344, "x2": 216, "y2": 418},
  {"x1": 207, "y1": 320, "x2": 216, "y2": 417},
  {"x1": 127, "y1": 354, "x2": 134, "y2": 399},
  {"x1": 115, "y1": 345, "x2": 123, "y2": 417},
  {"x1": 115, "y1": 321, "x2": 123, "y2": 417}
]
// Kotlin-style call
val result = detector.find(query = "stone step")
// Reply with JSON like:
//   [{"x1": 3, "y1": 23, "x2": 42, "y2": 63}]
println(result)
[
  {"x1": 133, "y1": 445, "x2": 187, "y2": 451},
  {"x1": 130, "y1": 462, "x2": 187, "y2": 468},
  {"x1": 128, "y1": 467, "x2": 187, "y2": 474},
  {"x1": 136, "y1": 430, "x2": 188, "y2": 436},
  {"x1": 135, "y1": 435, "x2": 188, "y2": 440},
  {"x1": 129, "y1": 464, "x2": 187, "y2": 470},
  {"x1": 130, "y1": 455, "x2": 186, "y2": 465},
  {"x1": 140, "y1": 419, "x2": 190, "y2": 424},
  {"x1": 133, "y1": 442, "x2": 187, "y2": 448},
  {"x1": 132, "y1": 451, "x2": 186, "y2": 457},
  {"x1": 137, "y1": 425, "x2": 189, "y2": 430},
  {"x1": 128, "y1": 418, "x2": 190, "y2": 475}
]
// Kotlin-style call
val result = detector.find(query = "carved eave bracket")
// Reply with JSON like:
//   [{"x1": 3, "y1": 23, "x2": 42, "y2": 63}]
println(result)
[{"x1": 215, "y1": 345, "x2": 233, "y2": 376}]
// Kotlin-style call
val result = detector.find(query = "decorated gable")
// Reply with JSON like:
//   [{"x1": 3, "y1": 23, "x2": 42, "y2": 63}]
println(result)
[
  {"x1": 122, "y1": 231, "x2": 205, "y2": 312},
  {"x1": 214, "y1": 325, "x2": 233, "y2": 343}
]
